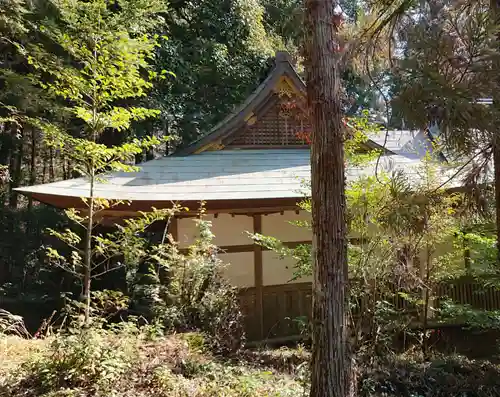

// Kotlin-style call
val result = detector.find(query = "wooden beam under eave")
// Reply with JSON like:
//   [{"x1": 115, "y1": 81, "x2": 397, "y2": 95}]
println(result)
[
  {"x1": 193, "y1": 140, "x2": 225, "y2": 154},
  {"x1": 28, "y1": 192, "x2": 302, "y2": 214},
  {"x1": 67, "y1": 205, "x2": 302, "y2": 220},
  {"x1": 253, "y1": 213, "x2": 264, "y2": 340}
]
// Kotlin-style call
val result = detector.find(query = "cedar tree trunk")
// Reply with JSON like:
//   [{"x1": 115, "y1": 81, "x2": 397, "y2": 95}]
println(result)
[
  {"x1": 304, "y1": 1, "x2": 352, "y2": 396},
  {"x1": 28, "y1": 127, "x2": 37, "y2": 210},
  {"x1": 9, "y1": 128, "x2": 23, "y2": 208},
  {"x1": 492, "y1": 0, "x2": 500, "y2": 265}
]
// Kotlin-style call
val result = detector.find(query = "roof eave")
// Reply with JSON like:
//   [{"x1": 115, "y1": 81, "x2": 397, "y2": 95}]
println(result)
[{"x1": 18, "y1": 190, "x2": 302, "y2": 214}]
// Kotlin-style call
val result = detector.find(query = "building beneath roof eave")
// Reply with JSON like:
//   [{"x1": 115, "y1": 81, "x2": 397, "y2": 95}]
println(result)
[{"x1": 15, "y1": 51, "x2": 454, "y2": 342}]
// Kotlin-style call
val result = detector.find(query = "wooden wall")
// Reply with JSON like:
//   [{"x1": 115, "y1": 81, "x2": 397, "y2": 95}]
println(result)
[
  {"x1": 175, "y1": 210, "x2": 500, "y2": 342},
  {"x1": 176, "y1": 210, "x2": 312, "y2": 341},
  {"x1": 176, "y1": 210, "x2": 311, "y2": 288}
]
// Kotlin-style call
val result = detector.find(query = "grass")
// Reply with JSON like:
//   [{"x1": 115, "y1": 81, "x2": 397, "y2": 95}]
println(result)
[
  {"x1": 3, "y1": 329, "x2": 500, "y2": 397},
  {"x1": 0, "y1": 336, "x2": 48, "y2": 378},
  {"x1": 0, "y1": 331, "x2": 307, "y2": 397}
]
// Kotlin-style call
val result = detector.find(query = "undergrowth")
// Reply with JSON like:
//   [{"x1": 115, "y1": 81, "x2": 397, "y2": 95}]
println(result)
[
  {"x1": 2, "y1": 325, "x2": 500, "y2": 397},
  {"x1": 0, "y1": 325, "x2": 304, "y2": 397}
]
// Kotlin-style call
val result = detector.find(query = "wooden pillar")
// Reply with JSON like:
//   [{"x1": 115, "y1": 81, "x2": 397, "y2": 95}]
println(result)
[
  {"x1": 170, "y1": 216, "x2": 178, "y2": 241},
  {"x1": 253, "y1": 214, "x2": 264, "y2": 340}
]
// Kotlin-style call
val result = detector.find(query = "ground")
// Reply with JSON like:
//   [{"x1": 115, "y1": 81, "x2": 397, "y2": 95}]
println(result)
[
  {"x1": 2, "y1": 330, "x2": 500, "y2": 397},
  {"x1": 0, "y1": 331, "x2": 308, "y2": 397}
]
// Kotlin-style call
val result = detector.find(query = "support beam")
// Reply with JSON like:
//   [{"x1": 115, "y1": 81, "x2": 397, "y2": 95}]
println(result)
[
  {"x1": 170, "y1": 216, "x2": 178, "y2": 241},
  {"x1": 253, "y1": 214, "x2": 264, "y2": 340}
]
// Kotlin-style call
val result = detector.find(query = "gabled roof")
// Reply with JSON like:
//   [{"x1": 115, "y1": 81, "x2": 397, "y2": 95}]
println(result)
[
  {"x1": 15, "y1": 141, "x2": 461, "y2": 212},
  {"x1": 178, "y1": 52, "x2": 307, "y2": 155},
  {"x1": 15, "y1": 51, "x2": 453, "y2": 212},
  {"x1": 178, "y1": 51, "x2": 394, "y2": 156},
  {"x1": 368, "y1": 129, "x2": 447, "y2": 162}
]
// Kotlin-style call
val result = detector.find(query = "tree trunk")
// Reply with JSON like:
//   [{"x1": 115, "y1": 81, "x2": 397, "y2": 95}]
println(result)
[
  {"x1": 28, "y1": 127, "x2": 37, "y2": 210},
  {"x1": 492, "y1": 0, "x2": 500, "y2": 265},
  {"x1": 495, "y1": 141, "x2": 500, "y2": 264},
  {"x1": 42, "y1": 149, "x2": 47, "y2": 183},
  {"x1": 9, "y1": 128, "x2": 24, "y2": 208},
  {"x1": 49, "y1": 147, "x2": 55, "y2": 182},
  {"x1": 304, "y1": 1, "x2": 352, "y2": 396},
  {"x1": 62, "y1": 154, "x2": 67, "y2": 180},
  {"x1": 83, "y1": 171, "x2": 95, "y2": 325}
]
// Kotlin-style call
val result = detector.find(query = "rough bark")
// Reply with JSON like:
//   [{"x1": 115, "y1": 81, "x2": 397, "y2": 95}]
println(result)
[
  {"x1": 41, "y1": 148, "x2": 47, "y2": 183},
  {"x1": 28, "y1": 127, "x2": 36, "y2": 210},
  {"x1": 492, "y1": 0, "x2": 500, "y2": 265},
  {"x1": 49, "y1": 147, "x2": 55, "y2": 182},
  {"x1": 304, "y1": 1, "x2": 352, "y2": 396},
  {"x1": 495, "y1": 140, "x2": 500, "y2": 264},
  {"x1": 9, "y1": 128, "x2": 23, "y2": 208}
]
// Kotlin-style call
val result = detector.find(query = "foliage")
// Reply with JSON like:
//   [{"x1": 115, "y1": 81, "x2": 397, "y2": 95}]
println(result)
[
  {"x1": 13, "y1": 326, "x2": 139, "y2": 395},
  {"x1": 3, "y1": 330, "x2": 305, "y2": 397},
  {"x1": 61, "y1": 289, "x2": 131, "y2": 324},
  {"x1": 253, "y1": 141, "x2": 468, "y2": 354},
  {"x1": 392, "y1": 1, "x2": 498, "y2": 150},
  {"x1": 376, "y1": 1, "x2": 500, "y2": 252},
  {"x1": 16, "y1": 0, "x2": 173, "y2": 325},
  {"x1": 359, "y1": 354, "x2": 500, "y2": 397},
  {"x1": 90, "y1": 289, "x2": 130, "y2": 319},
  {"x1": 0, "y1": 0, "x2": 28, "y2": 39},
  {"x1": 5, "y1": 327, "x2": 500, "y2": 397},
  {"x1": 0, "y1": 205, "x2": 67, "y2": 295},
  {"x1": 437, "y1": 300, "x2": 500, "y2": 330},
  {"x1": 46, "y1": 207, "x2": 177, "y2": 326},
  {"x1": 261, "y1": 0, "x2": 386, "y2": 117},
  {"x1": 24, "y1": 0, "x2": 168, "y2": 138},
  {"x1": 147, "y1": 0, "x2": 280, "y2": 147},
  {"x1": 135, "y1": 216, "x2": 246, "y2": 355}
]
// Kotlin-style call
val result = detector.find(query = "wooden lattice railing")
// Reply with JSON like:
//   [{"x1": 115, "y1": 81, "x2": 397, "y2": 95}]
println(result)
[{"x1": 239, "y1": 278, "x2": 500, "y2": 341}]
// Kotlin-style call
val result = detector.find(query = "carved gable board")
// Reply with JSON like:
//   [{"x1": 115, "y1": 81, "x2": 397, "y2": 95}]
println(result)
[{"x1": 223, "y1": 93, "x2": 311, "y2": 148}]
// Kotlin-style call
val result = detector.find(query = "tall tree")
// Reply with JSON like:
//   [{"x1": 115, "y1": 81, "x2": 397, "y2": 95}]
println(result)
[
  {"x1": 304, "y1": 1, "x2": 352, "y2": 397},
  {"x1": 147, "y1": 0, "x2": 278, "y2": 147},
  {"x1": 388, "y1": 0, "x2": 500, "y2": 258},
  {"x1": 491, "y1": 0, "x2": 500, "y2": 263},
  {"x1": 24, "y1": 0, "x2": 168, "y2": 323},
  {"x1": 262, "y1": 0, "x2": 383, "y2": 118}
]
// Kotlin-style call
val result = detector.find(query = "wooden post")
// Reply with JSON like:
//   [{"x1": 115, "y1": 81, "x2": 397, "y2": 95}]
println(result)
[
  {"x1": 253, "y1": 214, "x2": 264, "y2": 340},
  {"x1": 170, "y1": 216, "x2": 178, "y2": 241}
]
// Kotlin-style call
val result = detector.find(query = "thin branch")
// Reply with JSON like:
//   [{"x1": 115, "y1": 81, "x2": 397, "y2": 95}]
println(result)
[
  {"x1": 51, "y1": 262, "x2": 84, "y2": 279},
  {"x1": 91, "y1": 263, "x2": 126, "y2": 279},
  {"x1": 432, "y1": 144, "x2": 492, "y2": 192}
]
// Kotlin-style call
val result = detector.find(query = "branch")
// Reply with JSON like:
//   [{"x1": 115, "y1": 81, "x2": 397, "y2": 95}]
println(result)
[
  {"x1": 432, "y1": 144, "x2": 492, "y2": 192},
  {"x1": 50, "y1": 261, "x2": 84, "y2": 279},
  {"x1": 91, "y1": 262, "x2": 126, "y2": 279}
]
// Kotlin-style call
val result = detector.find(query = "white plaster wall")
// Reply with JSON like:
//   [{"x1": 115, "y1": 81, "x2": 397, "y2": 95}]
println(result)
[
  {"x1": 262, "y1": 250, "x2": 312, "y2": 286},
  {"x1": 218, "y1": 252, "x2": 255, "y2": 287},
  {"x1": 177, "y1": 214, "x2": 253, "y2": 248},
  {"x1": 262, "y1": 211, "x2": 312, "y2": 242},
  {"x1": 417, "y1": 238, "x2": 464, "y2": 276}
]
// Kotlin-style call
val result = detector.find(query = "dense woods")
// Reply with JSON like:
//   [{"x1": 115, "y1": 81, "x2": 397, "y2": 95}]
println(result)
[{"x1": 2, "y1": 1, "x2": 500, "y2": 396}]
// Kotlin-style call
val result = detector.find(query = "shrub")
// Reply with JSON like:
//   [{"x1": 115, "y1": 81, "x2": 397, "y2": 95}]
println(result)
[
  {"x1": 16, "y1": 326, "x2": 138, "y2": 395},
  {"x1": 180, "y1": 332, "x2": 207, "y2": 353},
  {"x1": 150, "y1": 366, "x2": 190, "y2": 397},
  {"x1": 133, "y1": 217, "x2": 245, "y2": 355},
  {"x1": 359, "y1": 354, "x2": 500, "y2": 397}
]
